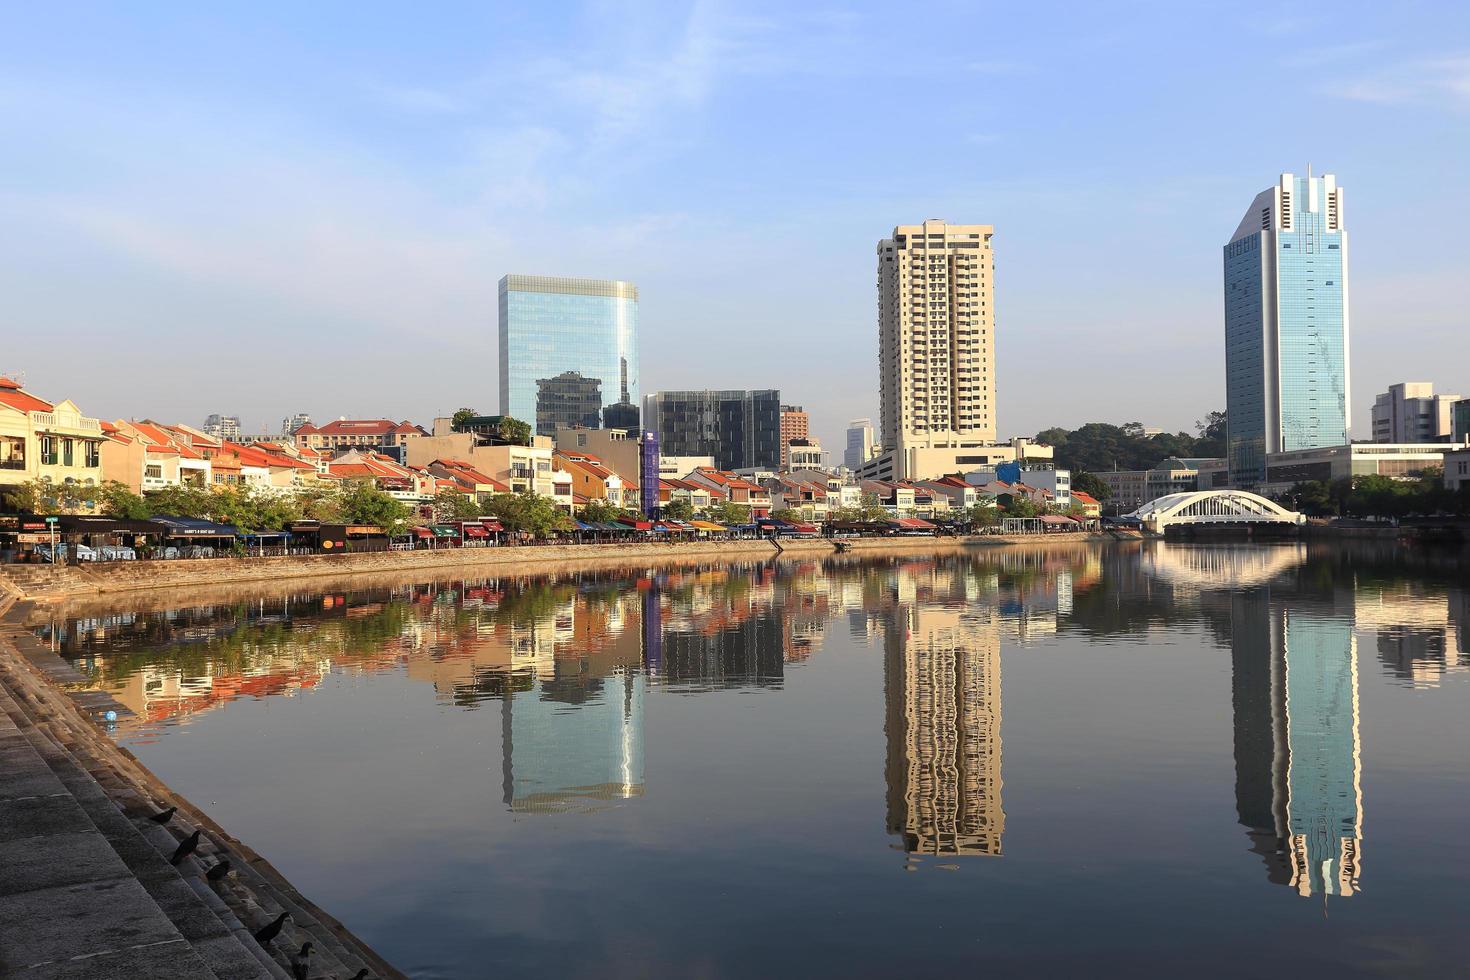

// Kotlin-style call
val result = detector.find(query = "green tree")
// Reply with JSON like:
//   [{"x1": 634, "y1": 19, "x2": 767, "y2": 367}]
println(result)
[
  {"x1": 337, "y1": 480, "x2": 414, "y2": 531},
  {"x1": 98, "y1": 481, "x2": 151, "y2": 519},
  {"x1": 483, "y1": 492, "x2": 573, "y2": 537},
  {"x1": 770, "y1": 507, "x2": 802, "y2": 523},
  {"x1": 662, "y1": 498, "x2": 695, "y2": 521},
  {"x1": 1286, "y1": 480, "x2": 1335, "y2": 516},
  {"x1": 434, "y1": 488, "x2": 482, "y2": 522},
  {"x1": 1003, "y1": 495, "x2": 1040, "y2": 519},
  {"x1": 450, "y1": 407, "x2": 479, "y2": 431},
  {"x1": 705, "y1": 500, "x2": 752, "y2": 526},
  {"x1": 578, "y1": 499, "x2": 630, "y2": 524},
  {"x1": 1070, "y1": 470, "x2": 1111, "y2": 501},
  {"x1": 493, "y1": 417, "x2": 532, "y2": 446},
  {"x1": 967, "y1": 502, "x2": 1001, "y2": 528},
  {"x1": 144, "y1": 483, "x2": 218, "y2": 519},
  {"x1": 6, "y1": 478, "x2": 101, "y2": 514}
]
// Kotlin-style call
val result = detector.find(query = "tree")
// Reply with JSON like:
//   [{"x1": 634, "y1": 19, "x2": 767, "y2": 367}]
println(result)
[
  {"x1": 770, "y1": 507, "x2": 802, "y2": 524},
  {"x1": 98, "y1": 481, "x2": 151, "y2": 519},
  {"x1": 483, "y1": 492, "x2": 573, "y2": 537},
  {"x1": 144, "y1": 483, "x2": 218, "y2": 520},
  {"x1": 434, "y1": 488, "x2": 481, "y2": 522},
  {"x1": 662, "y1": 498, "x2": 694, "y2": 521},
  {"x1": 6, "y1": 478, "x2": 101, "y2": 514},
  {"x1": 967, "y1": 502, "x2": 1001, "y2": 528},
  {"x1": 1286, "y1": 480, "x2": 1335, "y2": 516},
  {"x1": 1033, "y1": 413, "x2": 1228, "y2": 473},
  {"x1": 1070, "y1": 470, "x2": 1111, "y2": 501},
  {"x1": 337, "y1": 480, "x2": 414, "y2": 531},
  {"x1": 450, "y1": 408, "x2": 479, "y2": 431},
  {"x1": 1003, "y1": 495, "x2": 1040, "y2": 518},
  {"x1": 493, "y1": 417, "x2": 533, "y2": 446},
  {"x1": 705, "y1": 500, "x2": 751, "y2": 526},
  {"x1": 578, "y1": 499, "x2": 630, "y2": 524}
]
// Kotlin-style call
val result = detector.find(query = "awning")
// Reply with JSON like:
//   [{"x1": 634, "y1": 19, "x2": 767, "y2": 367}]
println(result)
[
  {"x1": 149, "y1": 515, "x2": 240, "y2": 537},
  {"x1": 1039, "y1": 514, "x2": 1078, "y2": 525},
  {"x1": 888, "y1": 517, "x2": 936, "y2": 529},
  {"x1": 574, "y1": 520, "x2": 595, "y2": 531},
  {"x1": 481, "y1": 520, "x2": 503, "y2": 532},
  {"x1": 690, "y1": 520, "x2": 727, "y2": 532},
  {"x1": 413, "y1": 526, "x2": 434, "y2": 539},
  {"x1": 463, "y1": 525, "x2": 490, "y2": 538},
  {"x1": 430, "y1": 525, "x2": 458, "y2": 537},
  {"x1": 618, "y1": 519, "x2": 653, "y2": 530},
  {"x1": 42, "y1": 515, "x2": 162, "y2": 535}
]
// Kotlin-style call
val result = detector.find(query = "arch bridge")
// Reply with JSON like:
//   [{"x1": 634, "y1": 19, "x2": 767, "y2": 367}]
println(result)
[{"x1": 1127, "y1": 490, "x2": 1306, "y2": 534}]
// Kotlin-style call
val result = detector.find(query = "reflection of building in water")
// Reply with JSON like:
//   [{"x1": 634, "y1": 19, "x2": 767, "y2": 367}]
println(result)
[
  {"x1": 501, "y1": 670, "x2": 645, "y2": 813},
  {"x1": 659, "y1": 614, "x2": 784, "y2": 690},
  {"x1": 1231, "y1": 588, "x2": 1362, "y2": 899},
  {"x1": 1356, "y1": 582, "x2": 1468, "y2": 689},
  {"x1": 883, "y1": 604, "x2": 1004, "y2": 858}
]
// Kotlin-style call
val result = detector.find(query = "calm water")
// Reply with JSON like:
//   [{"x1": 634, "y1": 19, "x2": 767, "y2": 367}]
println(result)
[{"x1": 33, "y1": 543, "x2": 1470, "y2": 978}]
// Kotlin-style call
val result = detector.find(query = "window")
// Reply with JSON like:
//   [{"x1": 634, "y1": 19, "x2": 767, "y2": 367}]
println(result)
[
  {"x1": 41, "y1": 435, "x2": 57, "y2": 466},
  {"x1": 84, "y1": 441, "x2": 100, "y2": 467}
]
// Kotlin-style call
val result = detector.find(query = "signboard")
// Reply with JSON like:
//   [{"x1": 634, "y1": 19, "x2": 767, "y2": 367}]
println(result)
[{"x1": 16, "y1": 533, "x2": 52, "y2": 543}]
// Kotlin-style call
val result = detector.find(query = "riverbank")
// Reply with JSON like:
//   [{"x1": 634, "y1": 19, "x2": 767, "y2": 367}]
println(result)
[
  {"x1": 0, "y1": 533, "x2": 1124, "y2": 602},
  {"x1": 0, "y1": 594, "x2": 404, "y2": 979}
]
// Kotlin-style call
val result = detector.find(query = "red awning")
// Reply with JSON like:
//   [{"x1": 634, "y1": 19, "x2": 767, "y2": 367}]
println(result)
[
  {"x1": 463, "y1": 525, "x2": 489, "y2": 538},
  {"x1": 892, "y1": 517, "x2": 936, "y2": 529},
  {"x1": 412, "y1": 526, "x2": 434, "y2": 539},
  {"x1": 481, "y1": 520, "x2": 503, "y2": 532}
]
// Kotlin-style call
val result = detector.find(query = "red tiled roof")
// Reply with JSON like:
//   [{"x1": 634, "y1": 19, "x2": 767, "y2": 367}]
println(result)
[
  {"x1": 307, "y1": 419, "x2": 423, "y2": 437},
  {"x1": 0, "y1": 378, "x2": 52, "y2": 414}
]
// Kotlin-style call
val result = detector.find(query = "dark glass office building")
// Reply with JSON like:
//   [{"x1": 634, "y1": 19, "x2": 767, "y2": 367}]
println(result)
[
  {"x1": 644, "y1": 389, "x2": 782, "y2": 471},
  {"x1": 498, "y1": 275, "x2": 639, "y2": 437}
]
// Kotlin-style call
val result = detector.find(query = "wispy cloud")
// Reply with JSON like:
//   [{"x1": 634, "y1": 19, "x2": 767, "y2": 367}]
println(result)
[{"x1": 1329, "y1": 55, "x2": 1470, "y2": 106}]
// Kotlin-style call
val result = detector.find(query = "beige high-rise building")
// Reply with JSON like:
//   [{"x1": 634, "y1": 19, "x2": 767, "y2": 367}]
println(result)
[{"x1": 878, "y1": 219, "x2": 996, "y2": 455}]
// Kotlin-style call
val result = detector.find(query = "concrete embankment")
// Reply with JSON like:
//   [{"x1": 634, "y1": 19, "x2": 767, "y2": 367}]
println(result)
[
  {"x1": 0, "y1": 534, "x2": 1122, "y2": 602},
  {"x1": 0, "y1": 596, "x2": 404, "y2": 979}
]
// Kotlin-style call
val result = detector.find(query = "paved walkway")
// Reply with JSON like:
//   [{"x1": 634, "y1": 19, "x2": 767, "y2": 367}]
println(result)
[{"x1": 0, "y1": 599, "x2": 398, "y2": 979}]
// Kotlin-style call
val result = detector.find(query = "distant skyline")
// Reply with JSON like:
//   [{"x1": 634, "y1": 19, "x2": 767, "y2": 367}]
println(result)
[{"x1": 3, "y1": 1, "x2": 1468, "y2": 454}]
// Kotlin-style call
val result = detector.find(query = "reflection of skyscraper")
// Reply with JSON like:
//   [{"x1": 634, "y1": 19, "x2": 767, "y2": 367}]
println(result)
[
  {"x1": 535, "y1": 370, "x2": 603, "y2": 435},
  {"x1": 501, "y1": 670, "x2": 645, "y2": 813},
  {"x1": 1230, "y1": 587, "x2": 1362, "y2": 898},
  {"x1": 883, "y1": 605, "x2": 1004, "y2": 858}
]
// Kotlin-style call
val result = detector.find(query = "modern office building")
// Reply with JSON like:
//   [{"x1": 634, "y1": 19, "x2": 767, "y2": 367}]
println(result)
[
  {"x1": 845, "y1": 418, "x2": 875, "y2": 470},
  {"x1": 1370, "y1": 382, "x2": 1462, "y2": 443},
  {"x1": 1257, "y1": 442, "x2": 1457, "y2": 496},
  {"x1": 498, "y1": 275, "x2": 638, "y2": 437},
  {"x1": 201, "y1": 414, "x2": 241, "y2": 441},
  {"x1": 643, "y1": 389, "x2": 782, "y2": 472},
  {"x1": 1454, "y1": 398, "x2": 1470, "y2": 443},
  {"x1": 281, "y1": 413, "x2": 312, "y2": 435},
  {"x1": 1223, "y1": 171, "x2": 1350, "y2": 486},
  {"x1": 779, "y1": 405, "x2": 808, "y2": 470},
  {"x1": 871, "y1": 220, "x2": 997, "y2": 480}
]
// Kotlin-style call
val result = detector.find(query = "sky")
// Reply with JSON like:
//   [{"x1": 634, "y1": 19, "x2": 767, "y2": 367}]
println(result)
[{"x1": 1, "y1": 1, "x2": 1468, "y2": 453}]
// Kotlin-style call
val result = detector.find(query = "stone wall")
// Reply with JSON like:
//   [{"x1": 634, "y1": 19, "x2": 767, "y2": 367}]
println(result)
[{"x1": 4, "y1": 534, "x2": 1115, "y2": 600}]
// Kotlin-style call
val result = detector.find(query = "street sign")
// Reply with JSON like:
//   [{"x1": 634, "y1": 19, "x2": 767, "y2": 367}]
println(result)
[{"x1": 44, "y1": 516, "x2": 58, "y2": 524}]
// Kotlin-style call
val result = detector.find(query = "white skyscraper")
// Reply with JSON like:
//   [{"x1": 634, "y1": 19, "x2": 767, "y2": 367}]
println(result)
[{"x1": 869, "y1": 220, "x2": 1001, "y2": 481}]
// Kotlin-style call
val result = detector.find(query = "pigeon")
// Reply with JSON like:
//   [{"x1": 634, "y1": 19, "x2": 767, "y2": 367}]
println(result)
[
  {"x1": 206, "y1": 858, "x2": 232, "y2": 882},
  {"x1": 254, "y1": 911, "x2": 289, "y2": 945},
  {"x1": 169, "y1": 830, "x2": 201, "y2": 865},
  {"x1": 291, "y1": 941, "x2": 314, "y2": 980},
  {"x1": 148, "y1": 806, "x2": 177, "y2": 825}
]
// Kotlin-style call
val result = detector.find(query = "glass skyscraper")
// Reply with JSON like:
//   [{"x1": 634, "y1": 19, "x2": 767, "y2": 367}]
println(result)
[
  {"x1": 498, "y1": 275, "x2": 639, "y2": 437},
  {"x1": 1223, "y1": 172, "x2": 1350, "y2": 486}
]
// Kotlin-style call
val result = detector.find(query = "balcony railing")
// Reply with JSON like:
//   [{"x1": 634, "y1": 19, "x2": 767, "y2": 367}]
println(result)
[{"x1": 30, "y1": 411, "x2": 102, "y2": 434}]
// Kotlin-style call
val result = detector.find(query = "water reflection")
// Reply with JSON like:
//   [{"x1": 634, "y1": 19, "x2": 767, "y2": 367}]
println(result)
[{"x1": 28, "y1": 543, "x2": 1470, "y2": 913}]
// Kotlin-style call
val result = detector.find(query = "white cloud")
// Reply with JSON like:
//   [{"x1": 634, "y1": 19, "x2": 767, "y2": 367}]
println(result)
[{"x1": 1330, "y1": 55, "x2": 1470, "y2": 106}]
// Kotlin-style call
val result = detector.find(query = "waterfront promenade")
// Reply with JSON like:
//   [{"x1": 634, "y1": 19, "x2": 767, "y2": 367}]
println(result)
[{"x1": 0, "y1": 595, "x2": 402, "y2": 979}]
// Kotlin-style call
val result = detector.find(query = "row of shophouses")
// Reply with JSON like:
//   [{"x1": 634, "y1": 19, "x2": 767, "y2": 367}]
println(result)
[{"x1": 0, "y1": 377, "x2": 1099, "y2": 522}]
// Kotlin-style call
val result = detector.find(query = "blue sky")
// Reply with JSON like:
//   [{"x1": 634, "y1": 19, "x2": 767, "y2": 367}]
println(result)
[{"x1": 2, "y1": 1, "x2": 1467, "y2": 451}]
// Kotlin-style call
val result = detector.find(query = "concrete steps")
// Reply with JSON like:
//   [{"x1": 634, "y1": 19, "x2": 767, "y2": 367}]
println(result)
[
  {"x1": 0, "y1": 564, "x2": 94, "y2": 601},
  {"x1": 0, "y1": 613, "x2": 396, "y2": 979}
]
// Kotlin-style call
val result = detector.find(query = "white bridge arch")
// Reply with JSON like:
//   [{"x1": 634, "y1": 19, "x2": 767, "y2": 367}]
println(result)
[{"x1": 1127, "y1": 490, "x2": 1306, "y2": 533}]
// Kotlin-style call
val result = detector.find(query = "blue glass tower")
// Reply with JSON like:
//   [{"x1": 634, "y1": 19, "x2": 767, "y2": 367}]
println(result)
[
  {"x1": 498, "y1": 275, "x2": 639, "y2": 437},
  {"x1": 1223, "y1": 172, "x2": 1350, "y2": 486}
]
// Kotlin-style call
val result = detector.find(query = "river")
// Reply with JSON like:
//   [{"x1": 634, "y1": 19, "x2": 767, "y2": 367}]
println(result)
[{"x1": 29, "y1": 541, "x2": 1470, "y2": 978}]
